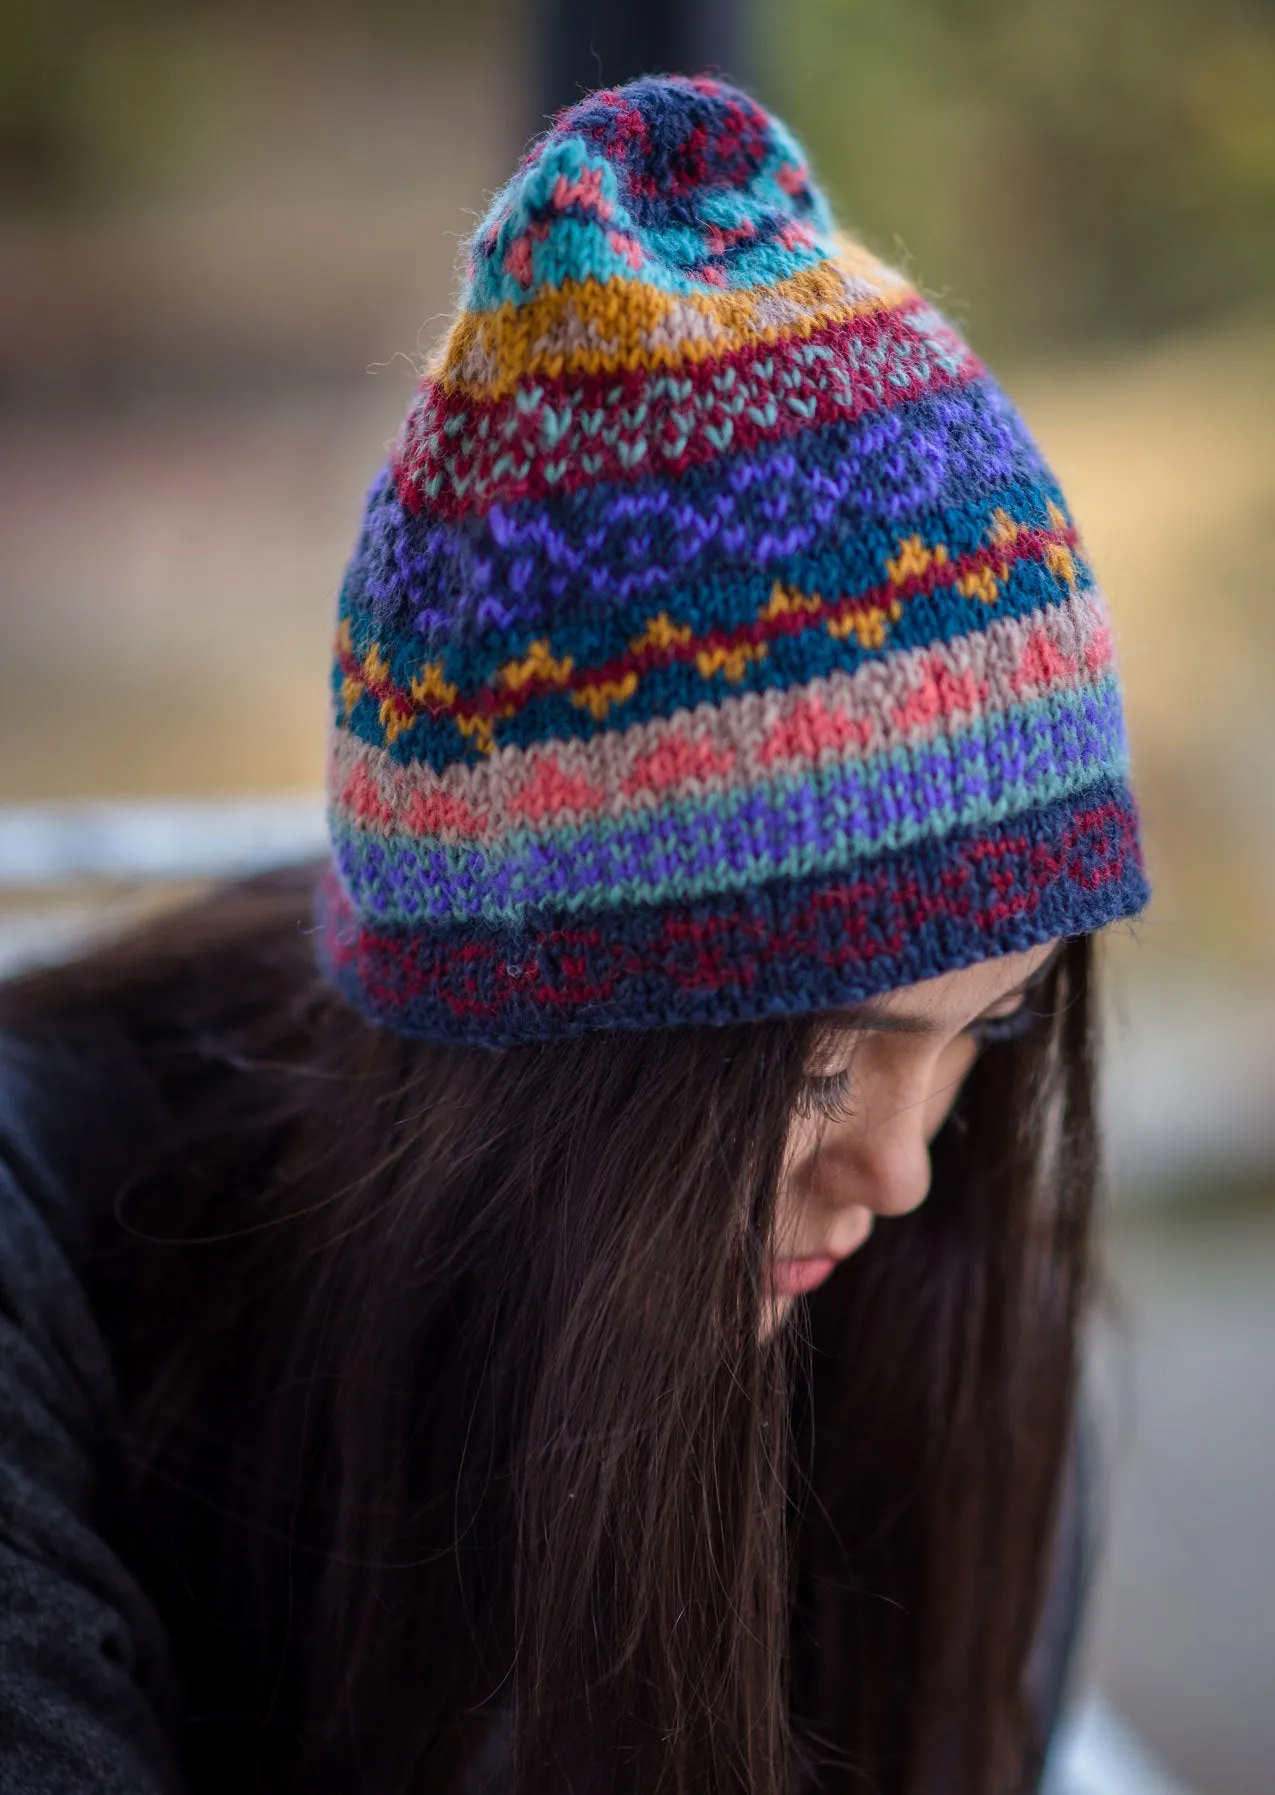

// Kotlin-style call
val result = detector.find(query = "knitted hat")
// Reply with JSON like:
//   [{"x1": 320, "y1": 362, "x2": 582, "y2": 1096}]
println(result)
[{"x1": 318, "y1": 74, "x2": 1148, "y2": 1046}]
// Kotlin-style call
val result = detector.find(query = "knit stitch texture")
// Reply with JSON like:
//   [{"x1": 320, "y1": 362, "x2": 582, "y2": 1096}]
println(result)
[{"x1": 318, "y1": 74, "x2": 1148, "y2": 1044}]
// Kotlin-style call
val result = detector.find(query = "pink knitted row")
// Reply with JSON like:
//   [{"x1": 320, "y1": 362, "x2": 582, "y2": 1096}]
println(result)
[{"x1": 331, "y1": 592, "x2": 1113, "y2": 844}]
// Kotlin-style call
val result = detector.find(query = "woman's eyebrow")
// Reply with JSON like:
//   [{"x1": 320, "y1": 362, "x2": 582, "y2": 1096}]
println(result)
[
  {"x1": 816, "y1": 1003, "x2": 942, "y2": 1038},
  {"x1": 818, "y1": 942, "x2": 1067, "y2": 1037}
]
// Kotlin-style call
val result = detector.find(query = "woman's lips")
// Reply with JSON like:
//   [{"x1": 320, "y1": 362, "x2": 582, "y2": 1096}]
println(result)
[
  {"x1": 769, "y1": 1215, "x2": 875, "y2": 1298},
  {"x1": 768, "y1": 1255, "x2": 839, "y2": 1298}
]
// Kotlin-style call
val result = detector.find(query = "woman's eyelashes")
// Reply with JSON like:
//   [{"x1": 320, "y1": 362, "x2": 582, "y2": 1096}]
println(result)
[{"x1": 794, "y1": 1067, "x2": 856, "y2": 1123}]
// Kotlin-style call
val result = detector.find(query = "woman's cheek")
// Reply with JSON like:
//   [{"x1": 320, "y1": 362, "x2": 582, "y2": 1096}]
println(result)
[{"x1": 924, "y1": 1034, "x2": 981, "y2": 1138}]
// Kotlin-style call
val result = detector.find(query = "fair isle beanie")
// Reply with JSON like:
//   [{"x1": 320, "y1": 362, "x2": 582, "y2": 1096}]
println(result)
[{"x1": 318, "y1": 74, "x2": 1148, "y2": 1046}]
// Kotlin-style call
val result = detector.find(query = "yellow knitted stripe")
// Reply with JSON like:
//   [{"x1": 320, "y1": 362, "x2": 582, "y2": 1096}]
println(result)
[{"x1": 432, "y1": 240, "x2": 915, "y2": 398}]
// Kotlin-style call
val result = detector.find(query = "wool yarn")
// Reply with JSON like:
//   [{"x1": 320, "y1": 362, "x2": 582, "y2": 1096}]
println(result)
[{"x1": 318, "y1": 74, "x2": 1148, "y2": 1045}]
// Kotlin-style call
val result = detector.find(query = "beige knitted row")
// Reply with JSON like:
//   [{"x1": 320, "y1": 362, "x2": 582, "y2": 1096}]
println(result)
[{"x1": 434, "y1": 238, "x2": 911, "y2": 394}]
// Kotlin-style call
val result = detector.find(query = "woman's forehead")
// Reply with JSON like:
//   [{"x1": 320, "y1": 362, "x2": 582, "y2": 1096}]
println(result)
[{"x1": 820, "y1": 940, "x2": 1066, "y2": 1038}]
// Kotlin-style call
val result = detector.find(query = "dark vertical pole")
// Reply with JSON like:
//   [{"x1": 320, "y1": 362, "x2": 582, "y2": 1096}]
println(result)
[{"x1": 533, "y1": 0, "x2": 753, "y2": 132}]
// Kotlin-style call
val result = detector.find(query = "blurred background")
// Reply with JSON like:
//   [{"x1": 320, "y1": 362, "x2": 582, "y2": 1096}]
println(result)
[{"x1": 2, "y1": 2, "x2": 1272, "y2": 1789}]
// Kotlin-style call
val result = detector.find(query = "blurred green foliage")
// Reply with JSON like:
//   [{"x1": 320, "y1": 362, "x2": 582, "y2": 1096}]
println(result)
[
  {"x1": 0, "y1": 0, "x2": 500, "y2": 206},
  {"x1": 2, "y1": 0, "x2": 1272, "y2": 353},
  {"x1": 769, "y1": 0, "x2": 1275, "y2": 352},
  {"x1": 0, "y1": 0, "x2": 247, "y2": 204}
]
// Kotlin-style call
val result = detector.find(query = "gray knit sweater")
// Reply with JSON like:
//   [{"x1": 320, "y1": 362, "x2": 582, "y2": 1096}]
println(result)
[{"x1": 0, "y1": 1035, "x2": 183, "y2": 1794}]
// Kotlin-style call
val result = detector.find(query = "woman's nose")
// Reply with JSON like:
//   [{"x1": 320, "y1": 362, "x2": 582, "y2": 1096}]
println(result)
[
  {"x1": 817, "y1": 1107, "x2": 934, "y2": 1219},
  {"x1": 857, "y1": 1124, "x2": 933, "y2": 1217}
]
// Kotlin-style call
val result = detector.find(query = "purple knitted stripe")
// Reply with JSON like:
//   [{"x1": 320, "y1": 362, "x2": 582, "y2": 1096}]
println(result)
[{"x1": 350, "y1": 382, "x2": 1045, "y2": 640}]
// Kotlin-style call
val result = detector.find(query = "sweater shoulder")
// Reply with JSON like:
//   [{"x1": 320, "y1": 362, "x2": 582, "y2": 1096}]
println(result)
[{"x1": 0, "y1": 1019, "x2": 186, "y2": 1793}]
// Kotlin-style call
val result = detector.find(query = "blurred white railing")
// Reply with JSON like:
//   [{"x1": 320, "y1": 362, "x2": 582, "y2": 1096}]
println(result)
[
  {"x1": 1047, "y1": 1697, "x2": 1194, "y2": 1795},
  {"x1": 0, "y1": 796, "x2": 327, "y2": 885}
]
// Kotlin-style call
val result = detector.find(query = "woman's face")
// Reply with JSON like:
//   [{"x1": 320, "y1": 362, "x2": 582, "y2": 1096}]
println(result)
[{"x1": 765, "y1": 939, "x2": 1064, "y2": 1336}]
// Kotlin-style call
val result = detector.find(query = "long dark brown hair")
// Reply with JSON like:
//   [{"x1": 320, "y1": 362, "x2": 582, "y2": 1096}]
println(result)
[{"x1": 0, "y1": 866, "x2": 1097, "y2": 1795}]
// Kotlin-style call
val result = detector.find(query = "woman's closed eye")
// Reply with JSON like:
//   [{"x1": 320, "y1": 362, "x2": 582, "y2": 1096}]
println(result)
[
  {"x1": 794, "y1": 981, "x2": 1052, "y2": 1119},
  {"x1": 966, "y1": 999, "x2": 1043, "y2": 1045}
]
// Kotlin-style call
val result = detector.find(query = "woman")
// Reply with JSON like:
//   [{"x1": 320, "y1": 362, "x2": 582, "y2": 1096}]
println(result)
[{"x1": 0, "y1": 76, "x2": 1148, "y2": 1795}]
